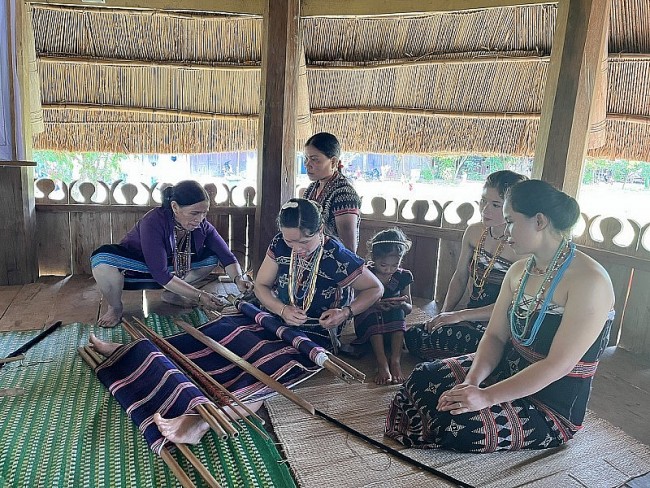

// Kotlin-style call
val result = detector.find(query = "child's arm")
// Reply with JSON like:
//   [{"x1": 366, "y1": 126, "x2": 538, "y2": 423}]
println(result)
[{"x1": 399, "y1": 284, "x2": 412, "y2": 315}]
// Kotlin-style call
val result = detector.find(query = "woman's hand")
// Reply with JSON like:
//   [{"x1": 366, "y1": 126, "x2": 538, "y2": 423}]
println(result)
[
  {"x1": 437, "y1": 383, "x2": 492, "y2": 414},
  {"x1": 318, "y1": 308, "x2": 348, "y2": 329},
  {"x1": 198, "y1": 291, "x2": 229, "y2": 311},
  {"x1": 281, "y1": 305, "x2": 308, "y2": 326},
  {"x1": 234, "y1": 274, "x2": 254, "y2": 294},
  {"x1": 426, "y1": 311, "x2": 462, "y2": 332}
]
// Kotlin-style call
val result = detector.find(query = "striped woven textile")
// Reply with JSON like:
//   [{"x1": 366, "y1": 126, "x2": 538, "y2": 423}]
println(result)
[{"x1": 0, "y1": 318, "x2": 296, "y2": 488}]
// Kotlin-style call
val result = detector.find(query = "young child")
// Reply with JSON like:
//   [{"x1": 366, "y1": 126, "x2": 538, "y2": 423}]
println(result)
[{"x1": 353, "y1": 228, "x2": 413, "y2": 385}]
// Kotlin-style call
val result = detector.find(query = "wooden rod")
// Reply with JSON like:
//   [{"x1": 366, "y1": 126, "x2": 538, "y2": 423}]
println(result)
[
  {"x1": 84, "y1": 345, "x2": 104, "y2": 365},
  {"x1": 202, "y1": 404, "x2": 239, "y2": 438},
  {"x1": 127, "y1": 318, "x2": 267, "y2": 431},
  {"x1": 195, "y1": 404, "x2": 229, "y2": 440},
  {"x1": 77, "y1": 346, "x2": 98, "y2": 369},
  {"x1": 326, "y1": 354, "x2": 366, "y2": 382},
  {"x1": 39, "y1": 54, "x2": 261, "y2": 71},
  {"x1": 0, "y1": 355, "x2": 25, "y2": 365},
  {"x1": 176, "y1": 444, "x2": 222, "y2": 488},
  {"x1": 160, "y1": 448, "x2": 197, "y2": 488},
  {"x1": 175, "y1": 319, "x2": 316, "y2": 415},
  {"x1": 311, "y1": 107, "x2": 540, "y2": 120},
  {"x1": 42, "y1": 103, "x2": 258, "y2": 121}
]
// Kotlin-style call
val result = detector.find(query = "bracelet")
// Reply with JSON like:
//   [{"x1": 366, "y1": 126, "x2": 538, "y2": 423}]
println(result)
[
  {"x1": 279, "y1": 304, "x2": 288, "y2": 318},
  {"x1": 197, "y1": 290, "x2": 205, "y2": 303},
  {"x1": 343, "y1": 305, "x2": 354, "y2": 320}
]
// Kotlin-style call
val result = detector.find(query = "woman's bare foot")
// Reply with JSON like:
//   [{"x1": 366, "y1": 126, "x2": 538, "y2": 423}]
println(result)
[
  {"x1": 97, "y1": 306, "x2": 123, "y2": 328},
  {"x1": 389, "y1": 357, "x2": 405, "y2": 384},
  {"x1": 154, "y1": 412, "x2": 209, "y2": 445},
  {"x1": 89, "y1": 333, "x2": 122, "y2": 357},
  {"x1": 375, "y1": 363, "x2": 392, "y2": 385}
]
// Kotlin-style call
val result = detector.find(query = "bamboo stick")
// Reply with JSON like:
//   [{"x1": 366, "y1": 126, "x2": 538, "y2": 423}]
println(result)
[
  {"x1": 311, "y1": 107, "x2": 540, "y2": 120},
  {"x1": 175, "y1": 319, "x2": 316, "y2": 416},
  {"x1": 126, "y1": 318, "x2": 267, "y2": 432},
  {"x1": 326, "y1": 354, "x2": 366, "y2": 382},
  {"x1": 308, "y1": 54, "x2": 550, "y2": 70},
  {"x1": 195, "y1": 405, "x2": 229, "y2": 440},
  {"x1": 176, "y1": 444, "x2": 222, "y2": 488},
  {"x1": 84, "y1": 345, "x2": 104, "y2": 365},
  {"x1": 42, "y1": 103, "x2": 257, "y2": 121},
  {"x1": 0, "y1": 355, "x2": 25, "y2": 365},
  {"x1": 160, "y1": 449, "x2": 197, "y2": 488},
  {"x1": 78, "y1": 346, "x2": 98, "y2": 369},
  {"x1": 39, "y1": 54, "x2": 261, "y2": 71},
  {"x1": 201, "y1": 404, "x2": 239, "y2": 438}
]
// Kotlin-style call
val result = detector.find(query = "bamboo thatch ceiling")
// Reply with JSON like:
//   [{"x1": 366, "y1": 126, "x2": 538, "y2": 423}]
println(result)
[{"x1": 29, "y1": 1, "x2": 650, "y2": 159}]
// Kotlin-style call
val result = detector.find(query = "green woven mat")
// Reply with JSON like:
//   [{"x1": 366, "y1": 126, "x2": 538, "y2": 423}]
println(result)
[{"x1": 0, "y1": 311, "x2": 296, "y2": 488}]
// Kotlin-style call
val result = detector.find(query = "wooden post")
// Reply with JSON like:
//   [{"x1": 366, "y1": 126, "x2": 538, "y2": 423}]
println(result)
[
  {"x1": 253, "y1": 0, "x2": 300, "y2": 272},
  {"x1": 532, "y1": 0, "x2": 610, "y2": 197},
  {"x1": 0, "y1": 2, "x2": 38, "y2": 285}
]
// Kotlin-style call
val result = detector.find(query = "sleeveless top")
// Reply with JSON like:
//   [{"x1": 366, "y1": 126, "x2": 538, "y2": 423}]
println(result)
[{"x1": 467, "y1": 240, "x2": 513, "y2": 309}]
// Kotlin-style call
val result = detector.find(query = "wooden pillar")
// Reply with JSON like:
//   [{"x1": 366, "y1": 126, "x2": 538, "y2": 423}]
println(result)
[
  {"x1": 253, "y1": 0, "x2": 300, "y2": 272},
  {"x1": 0, "y1": 1, "x2": 38, "y2": 285},
  {"x1": 532, "y1": 0, "x2": 610, "y2": 197}
]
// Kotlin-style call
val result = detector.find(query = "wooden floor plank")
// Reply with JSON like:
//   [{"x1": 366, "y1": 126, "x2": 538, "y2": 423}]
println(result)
[
  {"x1": 0, "y1": 277, "x2": 68, "y2": 331},
  {"x1": 0, "y1": 285, "x2": 22, "y2": 320},
  {"x1": 45, "y1": 275, "x2": 102, "y2": 326}
]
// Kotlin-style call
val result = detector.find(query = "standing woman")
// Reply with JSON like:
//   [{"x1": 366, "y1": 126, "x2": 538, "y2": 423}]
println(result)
[
  {"x1": 302, "y1": 132, "x2": 361, "y2": 252},
  {"x1": 254, "y1": 198, "x2": 383, "y2": 348},
  {"x1": 405, "y1": 170, "x2": 527, "y2": 360},
  {"x1": 91, "y1": 180, "x2": 252, "y2": 327},
  {"x1": 386, "y1": 180, "x2": 615, "y2": 452}
]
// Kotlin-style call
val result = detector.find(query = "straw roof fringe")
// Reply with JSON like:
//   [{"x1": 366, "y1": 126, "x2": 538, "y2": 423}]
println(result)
[{"x1": 29, "y1": 2, "x2": 650, "y2": 159}]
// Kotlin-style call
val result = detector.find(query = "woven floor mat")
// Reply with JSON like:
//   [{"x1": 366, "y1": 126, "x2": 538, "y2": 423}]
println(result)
[
  {"x1": 405, "y1": 306, "x2": 433, "y2": 330},
  {"x1": 266, "y1": 381, "x2": 650, "y2": 488},
  {"x1": 0, "y1": 313, "x2": 295, "y2": 488}
]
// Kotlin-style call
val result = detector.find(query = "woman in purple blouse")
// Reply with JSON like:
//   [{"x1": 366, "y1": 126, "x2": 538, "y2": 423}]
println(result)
[{"x1": 91, "y1": 180, "x2": 252, "y2": 327}]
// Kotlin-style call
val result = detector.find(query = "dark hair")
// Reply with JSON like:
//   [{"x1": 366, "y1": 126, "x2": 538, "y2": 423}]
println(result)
[
  {"x1": 277, "y1": 198, "x2": 323, "y2": 236},
  {"x1": 305, "y1": 132, "x2": 341, "y2": 159},
  {"x1": 161, "y1": 180, "x2": 209, "y2": 209},
  {"x1": 484, "y1": 170, "x2": 528, "y2": 199},
  {"x1": 367, "y1": 227, "x2": 412, "y2": 259},
  {"x1": 507, "y1": 180, "x2": 581, "y2": 232}
]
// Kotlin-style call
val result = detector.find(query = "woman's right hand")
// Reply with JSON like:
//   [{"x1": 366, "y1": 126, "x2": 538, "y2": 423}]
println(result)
[
  {"x1": 426, "y1": 311, "x2": 462, "y2": 332},
  {"x1": 199, "y1": 291, "x2": 228, "y2": 311},
  {"x1": 280, "y1": 305, "x2": 308, "y2": 326}
]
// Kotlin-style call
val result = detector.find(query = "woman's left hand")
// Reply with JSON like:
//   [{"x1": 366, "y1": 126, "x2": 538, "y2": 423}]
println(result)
[
  {"x1": 437, "y1": 383, "x2": 491, "y2": 414},
  {"x1": 318, "y1": 308, "x2": 347, "y2": 329},
  {"x1": 235, "y1": 274, "x2": 254, "y2": 294}
]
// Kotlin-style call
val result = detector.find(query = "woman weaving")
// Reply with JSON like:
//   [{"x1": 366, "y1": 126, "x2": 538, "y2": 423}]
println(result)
[
  {"x1": 405, "y1": 170, "x2": 527, "y2": 360},
  {"x1": 91, "y1": 180, "x2": 252, "y2": 327},
  {"x1": 254, "y1": 198, "x2": 383, "y2": 349},
  {"x1": 386, "y1": 179, "x2": 615, "y2": 452}
]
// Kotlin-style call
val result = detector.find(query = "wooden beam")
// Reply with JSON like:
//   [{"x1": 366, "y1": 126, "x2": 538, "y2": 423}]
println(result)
[
  {"x1": 312, "y1": 107, "x2": 539, "y2": 119},
  {"x1": 253, "y1": 0, "x2": 300, "y2": 273},
  {"x1": 309, "y1": 54, "x2": 550, "y2": 69},
  {"x1": 26, "y1": 0, "x2": 264, "y2": 16},
  {"x1": 29, "y1": 0, "x2": 553, "y2": 16},
  {"x1": 301, "y1": 0, "x2": 557, "y2": 17},
  {"x1": 532, "y1": 0, "x2": 610, "y2": 197}
]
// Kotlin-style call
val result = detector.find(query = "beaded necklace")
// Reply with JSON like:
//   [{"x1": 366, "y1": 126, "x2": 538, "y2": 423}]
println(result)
[
  {"x1": 173, "y1": 221, "x2": 192, "y2": 279},
  {"x1": 509, "y1": 239, "x2": 575, "y2": 345},
  {"x1": 310, "y1": 172, "x2": 339, "y2": 204},
  {"x1": 469, "y1": 228, "x2": 506, "y2": 300},
  {"x1": 288, "y1": 239, "x2": 324, "y2": 312}
]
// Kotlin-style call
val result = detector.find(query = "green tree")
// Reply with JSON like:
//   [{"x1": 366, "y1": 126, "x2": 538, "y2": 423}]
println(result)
[{"x1": 34, "y1": 150, "x2": 127, "y2": 183}]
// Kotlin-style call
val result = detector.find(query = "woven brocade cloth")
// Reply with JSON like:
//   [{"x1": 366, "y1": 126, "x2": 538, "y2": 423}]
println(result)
[{"x1": 0, "y1": 316, "x2": 296, "y2": 488}]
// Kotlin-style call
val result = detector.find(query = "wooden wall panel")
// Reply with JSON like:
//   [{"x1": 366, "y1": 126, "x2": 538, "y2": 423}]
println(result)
[
  {"x1": 69, "y1": 211, "x2": 111, "y2": 274},
  {"x1": 36, "y1": 211, "x2": 72, "y2": 276}
]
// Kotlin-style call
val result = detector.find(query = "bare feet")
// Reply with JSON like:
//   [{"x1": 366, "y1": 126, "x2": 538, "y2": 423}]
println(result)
[
  {"x1": 375, "y1": 363, "x2": 392, "y2": 385},
  {"x1": 89, "y1": 333, "x2": 122, "y2": 357},
  {"x1": 389, "y1": 357, "x2": 405, "y2": 384},
  {"x1": 154, "y1": 412, "x2": 210, "y2": 445},
  {"x1": 97, "y1": 306, "x2": 123, "y2": 328}
]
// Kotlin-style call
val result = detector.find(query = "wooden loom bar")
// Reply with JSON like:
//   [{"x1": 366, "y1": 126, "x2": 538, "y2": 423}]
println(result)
[
  {"x1": 176, "y1": 444, "x2": 222, "y2": 488},
  {"x1": 126, "y1": 317, "x2": 268, "y2": 437},
  {"x1": 175, "y1": 319, "x2": 317, "y2": 415}
]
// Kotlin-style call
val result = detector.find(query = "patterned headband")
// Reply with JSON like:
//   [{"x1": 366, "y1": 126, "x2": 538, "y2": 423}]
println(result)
[
  {"x1": 372, "y1": 240, "x2": 411, "y2": 248},
  {"x1": 281, "y1": 201, "x2": 299, "y2": 210}
]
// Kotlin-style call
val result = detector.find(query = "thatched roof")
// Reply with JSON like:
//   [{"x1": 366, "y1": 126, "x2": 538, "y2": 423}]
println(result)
[{"x1": 29, "y1": 2, "x2": 650, "y2": 159}]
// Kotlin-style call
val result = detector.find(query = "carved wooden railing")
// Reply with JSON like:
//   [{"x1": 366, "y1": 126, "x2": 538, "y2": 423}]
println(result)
[{"x1": 34, "y1": 179, "x2": 650, "y2": 356}]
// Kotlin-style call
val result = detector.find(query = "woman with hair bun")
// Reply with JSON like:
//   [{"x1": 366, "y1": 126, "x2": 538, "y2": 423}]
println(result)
[
  {"x1": 91, "y1": 180, "x2": 252, "y2": 327},
  {"x1": 254, "y1": 198, "x2": 382, "y2": 348},
  {"x1": 302, "y1": 132, "x2": 361, "y2": 252},
  {"x1": 386, "y1": 179, "x2": 615, "y2": 453}
]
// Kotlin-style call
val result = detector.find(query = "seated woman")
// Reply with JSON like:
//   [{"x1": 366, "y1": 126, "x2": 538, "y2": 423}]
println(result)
[
  {"x1": 386, "y1": 179, "x2": 614, "y2": 452},
  {"x1": 91, "y1": 180, "x2": 252, "y2": 327},
  {"x1": 405, "y1": 170, "x2": 527, "y2": 360},
  {"x1": 254, "y1": 198, "x2": 384, "y2": 349}
]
